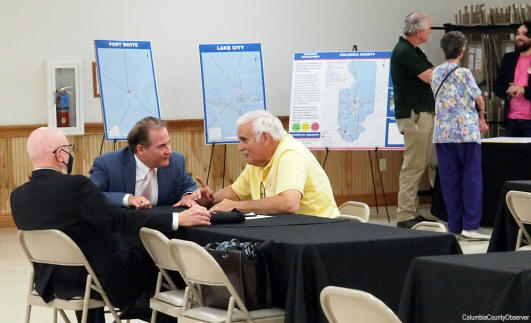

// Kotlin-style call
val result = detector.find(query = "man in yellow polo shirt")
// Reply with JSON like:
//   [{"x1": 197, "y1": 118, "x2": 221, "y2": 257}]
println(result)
[{"x1": 193, "y1": 110, "x2": 339, "y2": 218}]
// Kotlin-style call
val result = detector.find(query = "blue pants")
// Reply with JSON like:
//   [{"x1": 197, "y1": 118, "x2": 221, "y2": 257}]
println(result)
[
  {"x1": 505, "y1": 118, "x2": 531, "y2": 137},
  {"x1": 436, "y1": 143, "x2": 482, "y2": 233}
]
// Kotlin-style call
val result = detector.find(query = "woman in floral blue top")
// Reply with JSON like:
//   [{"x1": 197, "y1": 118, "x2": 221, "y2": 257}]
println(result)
[{"x1": 431, "y1": 31, "x2": 489, "y2": 239}]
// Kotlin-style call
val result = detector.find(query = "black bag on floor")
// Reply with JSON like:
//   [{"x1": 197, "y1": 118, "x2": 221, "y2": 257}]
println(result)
[{"x1": 202, "y1": 239, "x2": 273, "y2": 310}]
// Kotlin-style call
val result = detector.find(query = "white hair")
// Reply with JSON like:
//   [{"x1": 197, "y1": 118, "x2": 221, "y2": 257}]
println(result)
[
  {"x1": 237, "y1": 110, "x2": 287, "y2": 142},
  {"x1": 403, "y1": 12, "x2": 430, "y2": 36}
]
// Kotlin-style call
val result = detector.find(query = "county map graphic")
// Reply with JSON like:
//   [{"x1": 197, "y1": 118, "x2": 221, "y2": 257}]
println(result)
[
  {"x1": 201, "y1": 50, "x2": 265, "y2": 143},
  {"x1": 97, "y1": 46, "x2": 159, "y2": 140},
  {"x1": 337, "y1": 60, "x2": 376, "y2": 142}
]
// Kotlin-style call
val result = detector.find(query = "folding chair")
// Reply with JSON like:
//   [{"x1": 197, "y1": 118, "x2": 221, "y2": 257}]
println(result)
[
  {"x1": 18, "y1": 229, "x2": 121, "y2": 323},
  {"x1": 169, "y1": 239, "x2": 285, "y2": 323},
  {"x1": 506, "y1": 190, "x2": 531, "y2": 251},
  {"x1": 338, "y1": 201, "x2": 371, "y2": 223},
  {"x1": 411, "y1": 221, "x2": 447, "y2": 233},
  {"x1": 139, "y1": 227, "x2": 186, "y2": 323},
  {"x1": 320, "y1": 286, "x2": 400, "y2": 323}
]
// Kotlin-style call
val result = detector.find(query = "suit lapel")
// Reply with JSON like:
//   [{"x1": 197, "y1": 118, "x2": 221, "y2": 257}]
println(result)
[
  {"x1": 157, "y1": 166, "x2": 169, "y2": 203},
  {"x1": 124, "y1": 149, "x2": 136, "y2": 194}
]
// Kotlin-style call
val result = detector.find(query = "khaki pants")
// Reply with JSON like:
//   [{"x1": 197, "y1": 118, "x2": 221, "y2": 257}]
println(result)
[{"x1": 396, "y1": 111, "x2": 435, "y2": 222}]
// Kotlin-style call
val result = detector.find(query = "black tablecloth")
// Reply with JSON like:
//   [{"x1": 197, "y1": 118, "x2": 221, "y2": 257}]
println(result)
[
  {"x1": 432, "y1": 142, "x2": 531, "y2": 226},
  {"x1": 164, "y1": 211, "x2": 462, "y2": 323},
  {"x1": 398, "y1": 251, "x2": 531, "y2": 323},
  {"x1": 487, "y1": 180, "x2": 531, "y2": 252}
]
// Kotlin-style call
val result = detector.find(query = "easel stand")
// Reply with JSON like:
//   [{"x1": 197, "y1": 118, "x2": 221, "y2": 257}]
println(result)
[
  {"x1": 322, "y1": 147, "x2": 389, "y2": 222},
  {"x1": 98, "y1": 136, "x2": 119, "y2": 155},
  {"x1": 321, "y1": 147, "x2": 330, "y2": 169},
  {"x1": 205, "y1": 143, "x2": 227, "y2": 187},
  {"x1": 368, "y1": 148, "x2": 390, "y2": 222},
  {"x1": 367, "y1": 150, "x2": 379, "y2": 213},
  {"x1": 99, "y1": 135, "x2": 105, "y2": 155}
]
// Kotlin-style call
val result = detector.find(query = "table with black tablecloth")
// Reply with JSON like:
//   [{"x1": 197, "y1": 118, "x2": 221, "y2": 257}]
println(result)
[
  {"x1": 432, "y1": 140, "x2": 531, "y2": 226},
  {"x1": 164, "y1": 211, "x2": 462, "y2": 323},
  {"x1": 488, "y1": 180, "x2": 531, "y2": 252},
  {"x1": 398, "y1": 251, "x2": 531, "y2": 323}
]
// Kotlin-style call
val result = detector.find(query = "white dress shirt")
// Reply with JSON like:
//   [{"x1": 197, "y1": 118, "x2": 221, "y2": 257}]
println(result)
[
  {"x1": 122, "y1": 156, "x2": 158, "y2": 206},
  {"x1": 122, "y1": 156, "x2": 180, "y2": 230}
]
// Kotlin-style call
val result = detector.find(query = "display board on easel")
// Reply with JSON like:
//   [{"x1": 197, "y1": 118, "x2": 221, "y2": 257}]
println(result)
[
  {"x1": 198, "y1": 43, "x2": 267, "y2": 185},
  {"x1": 288, "y1": 51, "x2": 401, "y2": 221},
  {"x1": 199, "y1": 43, "x2": 267, "y2": 145},
  {"x1": 288, "y1": 51, "x2": 402, "y2": 150},
  {"x1": 94, "y1": 40, "x2": 161, "y2": 141}
]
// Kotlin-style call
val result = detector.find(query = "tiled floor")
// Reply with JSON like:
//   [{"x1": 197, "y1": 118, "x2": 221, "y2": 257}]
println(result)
[{"x1": 0, "y1": 204, "x2": 492, "y2": 322}]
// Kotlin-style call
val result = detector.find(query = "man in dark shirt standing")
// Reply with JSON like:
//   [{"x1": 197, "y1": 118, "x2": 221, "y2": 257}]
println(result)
[{"x1": 391, "y1": 12, "x2": 435, "y2": 228}]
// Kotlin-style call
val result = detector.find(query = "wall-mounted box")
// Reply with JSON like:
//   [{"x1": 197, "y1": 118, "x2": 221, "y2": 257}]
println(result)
[{"x1": 44, "y1": 59, "x2": 84, "y2": 135}]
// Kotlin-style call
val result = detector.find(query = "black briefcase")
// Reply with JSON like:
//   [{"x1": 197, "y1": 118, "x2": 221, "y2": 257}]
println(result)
[{"x1": 202, "y1": 239, "x2": 272, "y2": 310}]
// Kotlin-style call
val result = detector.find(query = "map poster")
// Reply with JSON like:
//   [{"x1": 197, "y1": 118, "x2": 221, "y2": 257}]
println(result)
[
  {"x1": 288, "y1": 51, "x2": 403, "y2": 150},
  {"x1": 199, "y1": 43, "x2": 266, "y2": 144},
  {"x1": 94, "y1": 40, "x2": 161, "y2": 141}
]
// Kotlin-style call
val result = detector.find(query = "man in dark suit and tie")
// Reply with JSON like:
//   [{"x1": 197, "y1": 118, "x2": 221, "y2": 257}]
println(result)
[
  {"x1": 89, "y1": 116, "x2": 201, "y2": 209},
  {"x1": 10, "y1": 127, "x2": 211, "y2": 322}
]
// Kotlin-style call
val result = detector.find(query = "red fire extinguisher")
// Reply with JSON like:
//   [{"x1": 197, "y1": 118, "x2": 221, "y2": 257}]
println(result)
[{"x1": 55, "y1": 86, "x2": 72, "y2": 127}]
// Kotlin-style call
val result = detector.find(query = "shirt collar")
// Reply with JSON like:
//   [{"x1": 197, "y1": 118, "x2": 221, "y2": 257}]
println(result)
[
  {"x1": 33, "y1": 167, "x2": 60, "y2": 172},
  {"x1": 134, "y1": 154, "x2": 157, "y2": 178},
  {"x1": 400, "y1": 36, "x2": 423, "y2": 52}
]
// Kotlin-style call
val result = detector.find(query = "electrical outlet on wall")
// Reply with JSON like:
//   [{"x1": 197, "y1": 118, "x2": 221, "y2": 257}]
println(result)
[{"x1": 379, "y1": 158, "x2": 387, "y2": 172}]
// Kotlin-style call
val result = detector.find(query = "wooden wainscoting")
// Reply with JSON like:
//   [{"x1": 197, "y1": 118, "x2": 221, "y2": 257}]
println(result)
[{"x1": 0, "y1": 118, "x2": 430, "y2": 228}]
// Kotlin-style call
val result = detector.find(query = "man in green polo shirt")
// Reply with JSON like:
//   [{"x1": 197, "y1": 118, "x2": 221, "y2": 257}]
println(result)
[{"x1": 391, "y1": 12, "x2": 435, "y2": 228}]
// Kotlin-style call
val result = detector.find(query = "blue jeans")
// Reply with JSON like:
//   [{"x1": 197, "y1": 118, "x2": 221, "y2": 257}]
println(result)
[{"x1": 505, "y1": 118, "x2": 531, "y2": 137}]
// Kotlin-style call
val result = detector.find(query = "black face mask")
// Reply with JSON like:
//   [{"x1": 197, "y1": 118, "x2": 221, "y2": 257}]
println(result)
[
  {"x1": 63, "y1": 152, "x2": 74, "y2": 175},
  {"x1": 52, "y1": 144, "x2": 74, "y2": 174}
]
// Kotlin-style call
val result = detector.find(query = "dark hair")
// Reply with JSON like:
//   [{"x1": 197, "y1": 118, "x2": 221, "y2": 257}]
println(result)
[
  {"x1": 440, "y1": 31, "x2": 467, "y2": 59},
  {"x1": 127, "y1": 117, "x2": 166, "y2": 153},
  {"x1": 520, "y1": 20, "x2": 531, "y2": 34}
]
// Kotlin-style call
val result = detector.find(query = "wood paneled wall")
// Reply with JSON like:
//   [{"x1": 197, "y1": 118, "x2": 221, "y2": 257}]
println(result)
[{"x1": 0, "y1": 118, "x2": 430, "y2": 227}]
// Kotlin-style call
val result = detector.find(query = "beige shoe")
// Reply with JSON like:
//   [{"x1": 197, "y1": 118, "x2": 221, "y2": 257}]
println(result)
[{"x1": 460, "y1": 230, "x2": 491, "y2": 241}]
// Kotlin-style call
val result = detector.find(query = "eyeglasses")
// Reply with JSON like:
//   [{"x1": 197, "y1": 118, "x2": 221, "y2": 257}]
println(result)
[
  {"x1": 52, "y1": 144, "x2": 75, "y2": 154},
  {"x1": 260, "y1": 182, "x2": 266, "y2": 199}
]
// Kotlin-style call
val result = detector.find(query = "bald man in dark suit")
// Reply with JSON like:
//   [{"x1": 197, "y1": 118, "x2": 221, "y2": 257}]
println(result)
[{"x1": 10, "y1": 127, "x2": 210, "y2": 322}]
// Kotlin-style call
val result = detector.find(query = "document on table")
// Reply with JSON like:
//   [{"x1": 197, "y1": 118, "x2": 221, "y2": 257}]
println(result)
[
  {"x1": 482, "y1": 137, "x2": 531, "y2": 143},
  {"x1": 245, "y1": 212, "x2": 272, "y2": 220}
]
